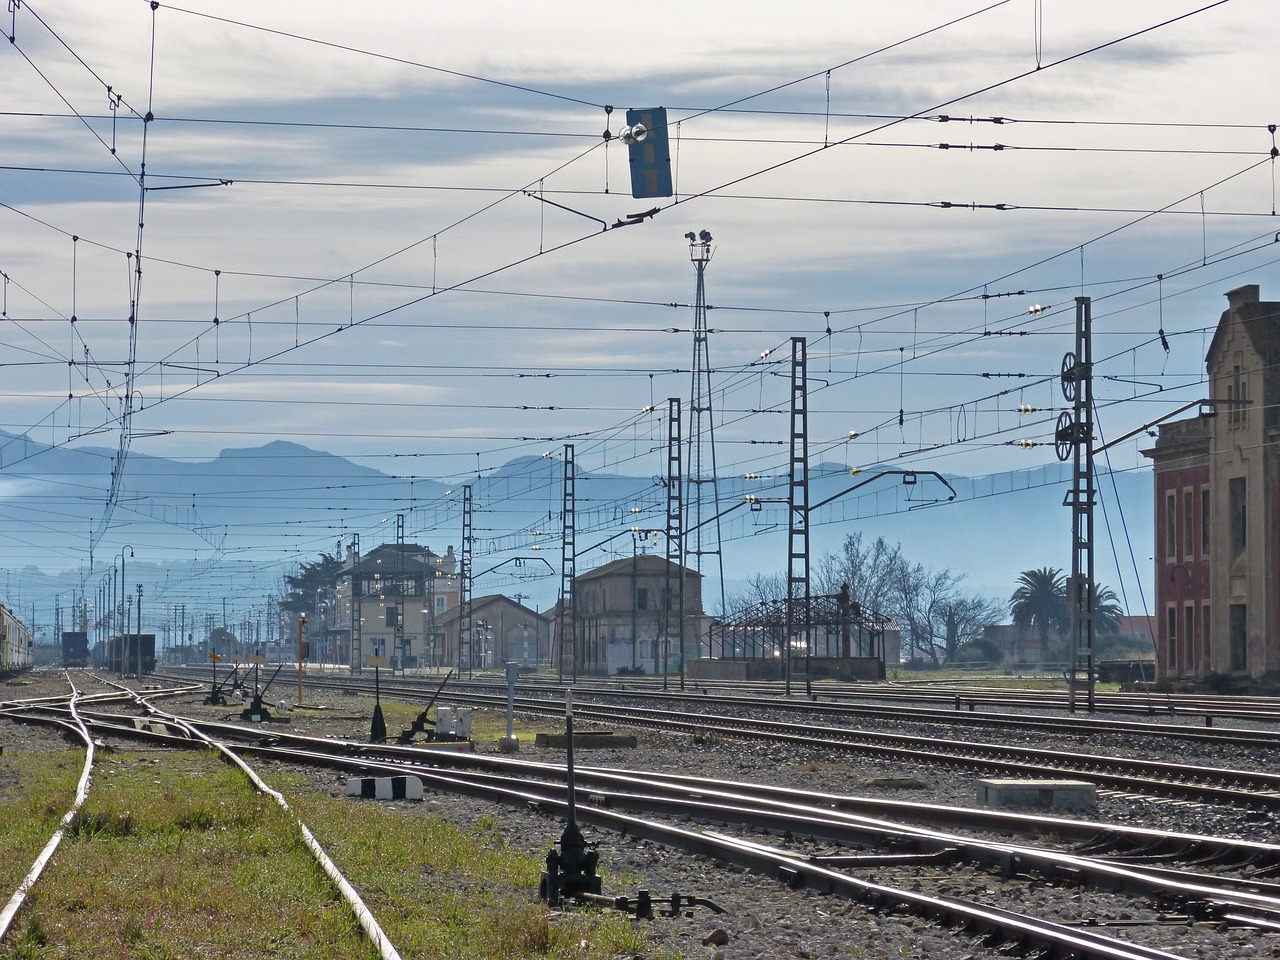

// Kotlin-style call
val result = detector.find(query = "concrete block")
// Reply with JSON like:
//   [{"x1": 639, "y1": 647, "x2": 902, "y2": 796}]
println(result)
[
  {"x1": 346, "y1": 776, "x2": 424, "y2": 801},
  {"x1": 534, "y1": 731, "x2": 637, "y2": 749},
  {"x1": 977, "y1": 778, "x2": 1096, "y2": 811}
]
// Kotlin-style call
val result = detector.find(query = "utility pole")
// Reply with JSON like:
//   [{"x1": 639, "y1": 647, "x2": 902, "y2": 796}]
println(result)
[
  {"x1": 1057, "y1": 297, "x2": 1097, "y2": 713},
  {"x1": 557, "y1": 446, "x2": 576, "y2": 681},
  {"x1": 663, "y1": 398, "x2": 683, "y2": 689},
  {"x1": 297, "y1": 614, "x2": 307, "y2": 704},
  {"x1": 684, "y1": 230, "x2": 726, "y2": 620},
  {"x1": 460, "y1": 487, "x2": 473, "y2": 676},
  {"x1": 393, "y1": 513, "x2": 406, "y2": 674},
  {"x1": 349, "y1": 533, "x2": 361, "y2": 674},
  {"x1": 136, "y1": 583, "x2": 143, "y2": 678},
  {"x1": 784, "y1": 337, "x2": 812, "y2": 696}
]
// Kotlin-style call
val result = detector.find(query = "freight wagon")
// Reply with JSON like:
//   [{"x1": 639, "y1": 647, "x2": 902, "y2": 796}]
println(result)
[{"x1": 62, "y1": 630, "x2": 90, "y2": 667}]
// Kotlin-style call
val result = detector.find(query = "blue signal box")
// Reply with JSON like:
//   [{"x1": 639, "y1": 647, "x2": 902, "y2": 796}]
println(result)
[{"x1": 626, "y1": 106, "x2": 673, "y2": 199}]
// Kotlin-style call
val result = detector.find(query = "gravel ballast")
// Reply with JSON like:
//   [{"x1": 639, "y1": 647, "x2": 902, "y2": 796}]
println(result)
[{"x1": 5, "y1": 670, "x2": 1280, "y2": 959}]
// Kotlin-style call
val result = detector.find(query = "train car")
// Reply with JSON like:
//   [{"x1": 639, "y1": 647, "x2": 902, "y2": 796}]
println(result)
[
  {"x1": 1, "y1": 603, "x2": 34, "y2": 675},
  {"x1": 62, "y1": 630, "x2": 90, "y2": 667},
  {"x1": 105, "y1": 633, "x2": 157, "y2": 676}
]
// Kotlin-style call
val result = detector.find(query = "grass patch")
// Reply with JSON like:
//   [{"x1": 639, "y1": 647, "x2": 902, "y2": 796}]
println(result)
[
  {"x1": 0, "y1": 748, "x2": 82, "y2": 892},
  {"x1": 5, "y1": 749, "x2": 376, "y2": 960},
  {"x1": 2, "y1": 747, "x2": 671, "y2": 959},
  {"x1": 285, "y1": 778, "x2": 668, "y2": 959}
]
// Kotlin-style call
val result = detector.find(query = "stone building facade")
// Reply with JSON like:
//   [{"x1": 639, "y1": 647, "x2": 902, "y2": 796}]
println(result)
[{"x1": 1143, "y1": 284, "x2": 1280, "y2": 681}]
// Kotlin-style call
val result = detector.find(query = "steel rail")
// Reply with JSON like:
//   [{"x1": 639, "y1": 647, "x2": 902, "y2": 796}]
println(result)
[
  {"x1": 0, "y1": 678, "x2": 96, "y2": 941},
  {"x1": 298, "y1": 684, "x2": 1280, "y2": 808},
  {"x1": 60, "y1": 697, "x2": 1280, "y2": 863},
  {"x1": 32, "y1": 702, "x2": 1280, "y2": 907},
  {"x1": 161, "y1": 661, "x2": 1280, "y2": 725},
  {"x1": 452, "y1": 678, "x2": 1280, "y2": 748},
  {"x1": 12, "y1": 700, "x2": 1280, "y2": 953},
  {"x1": 94, "y1": 679, "x2": 406, "y2": 960},
  {"x1": 240, "y1": 745, "x2": 1205, "y2": 960},
  {"x1": 408, "y1": 671, "x2": 1280, "y2": 724},
  {"x1": 181, "y1": 666, "x2": 1280, "y2": 749},
  {"x1": 157, "y1": 726, "x2": 1195, "y2": 960},
  {"x1": 498, "y1": 693, "x2": 1280, "y2": 805},
  {"x1": 239, "y1": 744, "x2": 1280, "y2": 919}
]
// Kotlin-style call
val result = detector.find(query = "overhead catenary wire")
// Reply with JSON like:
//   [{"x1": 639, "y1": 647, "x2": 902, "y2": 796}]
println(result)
[{"x1": 0, "y1": 0, "x2": 1264, "y2": 619}]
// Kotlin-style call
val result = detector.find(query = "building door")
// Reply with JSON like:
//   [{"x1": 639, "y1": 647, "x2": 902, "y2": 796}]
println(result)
[{"x1": 1228, "y1": 604, "x2": 1247, "y2": 673}]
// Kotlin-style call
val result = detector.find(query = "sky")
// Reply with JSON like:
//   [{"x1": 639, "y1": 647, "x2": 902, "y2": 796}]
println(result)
[{"x1": 2, "y1": 0, "x2": 1279, "y2": 630}]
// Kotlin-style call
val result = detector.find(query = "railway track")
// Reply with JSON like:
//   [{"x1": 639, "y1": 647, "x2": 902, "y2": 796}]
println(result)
[
  {"x1": 12, "y1": 670, "x2": 1280, "y2": 958},
  {"x1": 565, "y1": 673, "x2": 1280, "y2": 725},
  {"x1": 211, "y1": 671, "x2": 1280, "y2": 810},
  {"x1": 13, "y1": 691, "x2": 1280, "y2": 960},
  {"x1": 1, "y1": 674, "x2": 404, "y2": 960},
  {"x1": 176, "y1": 666, "x2": 1280, "y2": 748},
  {"x1": 472, "y1": 678, "x2": 1280, "y2": 748},
  {"x1": 0, "y1": 678, "x2": 95, "y2": 942}
]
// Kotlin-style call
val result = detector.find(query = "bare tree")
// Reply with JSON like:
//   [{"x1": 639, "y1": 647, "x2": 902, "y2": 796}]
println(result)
[
  {"x1": 890, "y1": 563, "x2": 957, "y2": 665},
  {"x1": 729, "y1": 533, "x2": 1005, "y2": 667},
  {"x1": 939, "y1": 594, "x2": 1007, "y2": 662},
  {"x1": 725, "y1": 571, "x2": 787, "y2": 614},
  {"x1": 813, "y1": 532, "x2": 906, "y2": 615},
  {"x1": 887, "y1": 559, "x2": 1004, "y2": 666}
]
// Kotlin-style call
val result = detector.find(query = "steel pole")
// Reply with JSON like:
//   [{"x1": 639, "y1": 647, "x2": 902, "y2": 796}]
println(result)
[{"x1": 298, "y1": 614, "x2": 307, "y2": 704}]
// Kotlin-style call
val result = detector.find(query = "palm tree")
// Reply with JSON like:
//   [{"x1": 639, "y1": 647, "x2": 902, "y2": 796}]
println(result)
[
  {"x1": 1091, "y1": 584, "x2": 1124, "y2": 637},
  {"x1": 1010, "y1": 567, "x2": 1068, "y2": 657}
]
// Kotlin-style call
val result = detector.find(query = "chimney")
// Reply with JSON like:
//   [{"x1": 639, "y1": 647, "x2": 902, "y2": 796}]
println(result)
[{"x1": 1225, "y1": 284, "x2": 1259, "y2": 312}]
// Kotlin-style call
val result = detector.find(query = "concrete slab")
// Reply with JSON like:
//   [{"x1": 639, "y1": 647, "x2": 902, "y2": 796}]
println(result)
[
  {"x1": 977, "y1": 778, "x2": 1097, "y2": 811},
  {"x1": 346, "y1": 775, "x2": 424, "y2": 801},
  {"x1": 535, "y1": 731, "x2": 637, "y2": 749}
]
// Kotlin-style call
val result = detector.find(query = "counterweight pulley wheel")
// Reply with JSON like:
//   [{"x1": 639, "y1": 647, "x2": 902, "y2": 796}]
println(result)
[
  {"x1": 1061, "y1": 352, "x2": 1078, "y2": 401},
  {"x1": 1055, "y1": 411, "x2": 1075, "y2": 462}
]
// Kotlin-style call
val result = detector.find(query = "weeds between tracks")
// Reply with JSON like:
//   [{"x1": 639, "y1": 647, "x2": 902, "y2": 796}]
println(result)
[{"x1": 1, "y1": 739, "x2": 667, "y2": 960}]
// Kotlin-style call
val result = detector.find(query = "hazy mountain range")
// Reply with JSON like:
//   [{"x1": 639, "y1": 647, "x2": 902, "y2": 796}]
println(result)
[{"x1": 0, "y1": 431, "x2": 1154, "y2": 640}]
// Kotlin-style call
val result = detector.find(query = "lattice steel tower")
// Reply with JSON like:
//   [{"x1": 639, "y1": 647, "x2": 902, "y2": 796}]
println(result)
[{"x1": 683, "y1": 230, "x2": 726, "y2": 615}]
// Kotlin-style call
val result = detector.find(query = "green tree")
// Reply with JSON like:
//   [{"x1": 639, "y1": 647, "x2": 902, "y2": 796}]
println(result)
[
  {"x1": 1091, "y1": 584, "x2": 1125, "y2": 635},
  {"x1": 279, "y1": 552, "x2": 343, "y2": 616},
  {"x1": 1010, "y1": 567, "x2": 1068, "y2": 652}
]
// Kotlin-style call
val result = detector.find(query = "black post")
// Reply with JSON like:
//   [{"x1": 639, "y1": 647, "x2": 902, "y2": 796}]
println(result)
[
  {"x1": 136, "y1": 583, "x2": 144, "y2": 678},
  {"x1": 370, "y1": 665, "x2": 387, "y2": 742},
  {"x1": 539, "y1": 688, "x2": 600, "y2": 905}
]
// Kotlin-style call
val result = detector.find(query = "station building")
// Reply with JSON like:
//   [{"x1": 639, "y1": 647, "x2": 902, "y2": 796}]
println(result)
[
  {"x1": 437, "y1": 593, "x2": 550, "y2": 670},
  {"x1": 1142, "y1": 284, "x2": 1280, "y2": 682},
  {"x1": 332, "y1": 542, "x2": 459, "y2": 669},
  {"x1": 555, "y1": 554, "x2": 705, "y2": 677}
]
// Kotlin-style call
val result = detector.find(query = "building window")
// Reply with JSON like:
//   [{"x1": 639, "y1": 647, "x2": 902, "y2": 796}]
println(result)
[
  {"x1": 1166, "y1": 606, "x2": 1178, "y2": 675},
  {"x1": 1230, "y1": 363, "x2": 1242, "y2": 425},
  {"x1": 1202, "y1": 604, "x2": 1210, "y2": 671},
  {"x1": 1184, "y1": 604, "x2": 1195, "y2": 677},
  {"x1": 1228, "y1": 604, "x2": 1247, "y2": 672},
  {"x1": 1164, "y1": 492, "x2": 1177, "y2": 561},
  {"x1": 1228, "y1": 477, "x2": 1246, "y2": 555},
  {"x1": 1182, "y1": 489, "x2": 1194, "y2": 562},
  {"x1": 1200, "y1": 487, "x2": 1210, "y2": 556},
  {"x1": 635, "y1": 587, "x2": 648, "y2": 611}
]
